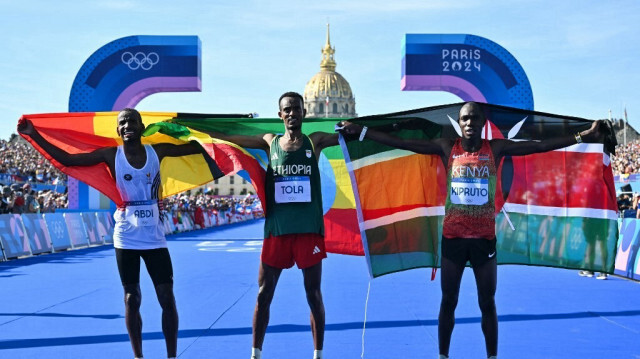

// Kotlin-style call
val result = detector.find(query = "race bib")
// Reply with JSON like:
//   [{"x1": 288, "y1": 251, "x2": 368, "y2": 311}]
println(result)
[
  {"x1": 450, "y1": 178, "x2": 488, "y2": 205},
  {"x1": 124, "y1": 200, "x2": 160, "y2": 227},
  {"x1": 274, "y1": 176, "x2": 311, "y2": 203}
]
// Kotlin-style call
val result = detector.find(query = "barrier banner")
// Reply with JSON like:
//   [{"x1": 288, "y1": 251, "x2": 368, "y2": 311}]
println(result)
[
  {"x1": 64, "y1": 212, "x2": 89, "y2": 248},
  {"x1": 81, "y1": 212, "x2": 103, "y2": 246},
  {"x1": 0, "y1": 214, "x2": 30, "y2": 259},
  {"x1": 96, "y1": 211, "x2": 114, "y2": 244},
  {"x1": 203, "y1": 213, "x2": 211, "y2": 228},
  {"x1": 615, "y1": 218, "x2": 640, "y2": 280},
  {"x1": 44, "y1": 213, "x2": 72, "y2": 251},
  {"x1": 22, "y1": 213, "x2": 52, "y2": 255}
]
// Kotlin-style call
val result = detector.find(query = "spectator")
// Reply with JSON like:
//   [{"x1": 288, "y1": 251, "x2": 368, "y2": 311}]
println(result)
[
  {"x1": 0, "y1": 186, "x2": 11, "y2": 214},
  {"x1": 12, "y1": 190, "x2": 24, "y2": 214},
  {"x1": 23, "y1": 183, "x2": 39, "y2": 213}
]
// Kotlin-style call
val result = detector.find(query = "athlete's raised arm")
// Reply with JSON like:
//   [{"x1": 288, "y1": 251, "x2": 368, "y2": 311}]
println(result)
[
  {"x1": 199, "y1": 130, "x2": 275, "y2": 153},
  {"x1": 338, "y1": 120, "x2": 451, "y2": 157},
  {"x1": 491, "y1": 119, "x2": 608, "y2": 159},
  {"x1": 18, "y1": 118, "x2": 114, "y2": 167}
]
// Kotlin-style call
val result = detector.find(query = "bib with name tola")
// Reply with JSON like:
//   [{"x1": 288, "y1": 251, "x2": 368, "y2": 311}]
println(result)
[{"x1": 264, "y1": 134, "x2": 324, "y2": 238}]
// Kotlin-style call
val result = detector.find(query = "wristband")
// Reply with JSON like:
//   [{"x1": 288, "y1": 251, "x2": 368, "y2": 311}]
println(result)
[
  {"x1": 574, "y1": 132, "x2": 583, "y2": 144},
  {"x1": 359, "y1": 126, "x2": 368, "y2": 141}
]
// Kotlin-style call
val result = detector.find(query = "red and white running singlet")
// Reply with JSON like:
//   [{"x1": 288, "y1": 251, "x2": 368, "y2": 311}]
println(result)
[{"x1": 443, "y1": 139, "x2": 497, "y2": 239}]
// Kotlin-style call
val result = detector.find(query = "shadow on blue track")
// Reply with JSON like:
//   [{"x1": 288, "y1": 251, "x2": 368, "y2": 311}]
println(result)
[
  {"x1": 2, "y1": 309, "x2": 639, "y2": 350},
  {"x1": 0, "y1": 246, "x2": 113, "y2": 271},
  {"x1": 0, "y1": 312, "x2": 122, "y2": 320}
]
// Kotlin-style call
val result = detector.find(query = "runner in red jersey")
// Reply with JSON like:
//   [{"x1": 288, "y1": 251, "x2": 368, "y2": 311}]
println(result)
[{"x1": 339, "y1": 102, "x2": 610, "y2": 359}]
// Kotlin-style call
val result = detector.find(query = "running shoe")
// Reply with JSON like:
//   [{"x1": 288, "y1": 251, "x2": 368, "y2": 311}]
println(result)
[
  {"x1": 596, "y1": 273, "x2": 608, "y2": 280},
  {"x1": 578, "y1": 270, "x2": 594, "y2": 277}
]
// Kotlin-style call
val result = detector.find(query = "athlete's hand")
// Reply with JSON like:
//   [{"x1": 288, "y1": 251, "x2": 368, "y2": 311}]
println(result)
[
  {"x1": 17, "y1": 118, "x2": 35, "y2": 136},
  {"x1": 581, "y1": 119, "x2": 618, "y2": 154},
  {"x1": 336, "y1": 121, "x2": 363, "y2": 136}
]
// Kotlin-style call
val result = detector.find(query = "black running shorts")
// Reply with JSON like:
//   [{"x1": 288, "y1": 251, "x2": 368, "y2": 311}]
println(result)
[
  {"x1": 441, "y1": 237, "x2": 497, "y2": 267},
  {"x1": 115, "y1": 248, "x2": 174, "y2": 286}
]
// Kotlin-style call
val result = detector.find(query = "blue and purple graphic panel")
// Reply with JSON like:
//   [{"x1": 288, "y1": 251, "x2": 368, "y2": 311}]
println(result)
[
  {"x1": 615, "y1": 218, "x2": 640, "y2": 280},
  {"x1": 81, "y1": 212, "x2": 103, "y2": 246},
  {"x1": 96, "y1": 211, "x2": 114, "y2": 244},
  {"x1": 0, "y1": 214, "x2": 30, "y2": 259},
  {"x1": 402, "y1": 34, "x2": 533, "y2": 110},
  {"x1": 22, "y1": 213, "x2": 52, "y2": 255},
  {"x1": 64, "y1": 213, "x2": 89, "y2": 248},
  {"x1": 69, "y1": 35, "x2": 201, "y2": 112},
  {"x1": 44, "y1": 213, "x2": 72, "y2": 251},
  {"x1": 68, "y1": 35, "x2": 202, "y2": 210}
]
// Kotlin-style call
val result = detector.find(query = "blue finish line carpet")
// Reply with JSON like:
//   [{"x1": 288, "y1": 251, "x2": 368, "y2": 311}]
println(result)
[{"x1": 1, "y1": 219, "x2": 639, "y2": 358}]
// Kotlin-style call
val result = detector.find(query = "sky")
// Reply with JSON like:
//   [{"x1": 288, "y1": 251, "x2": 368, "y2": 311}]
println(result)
[{"x1": 1, "y1": 0, "x2": 638, "y2": 141}]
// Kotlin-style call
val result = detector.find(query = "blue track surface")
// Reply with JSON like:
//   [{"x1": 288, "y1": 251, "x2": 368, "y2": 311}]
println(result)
[{"x1": 1, "y1": 219, "x2": 639, "y2": 358}]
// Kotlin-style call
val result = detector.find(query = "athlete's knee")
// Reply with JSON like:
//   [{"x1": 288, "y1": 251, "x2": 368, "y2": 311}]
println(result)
[
  {"x1": 477, "y1": 295, "x2": 496, "y2": 314},
  {"x1": 256, "y1": 283, "x2": 276, "y2": 307},
  {"x1": 124, "y1": 287, "x2": 142, "y2": 310},
  {"x1": 155, "y1": 283, "x2": 177, "y2": 310},
  {"x1": 305, "y1": 287, "x2": 323, "y2": 307},
  {"x1": 440, "y1": 290, "x2": 459, "y2": 308}
]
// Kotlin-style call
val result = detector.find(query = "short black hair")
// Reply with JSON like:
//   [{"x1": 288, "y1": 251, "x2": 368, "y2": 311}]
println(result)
[
  {"x1": 459, "y1": 101, "x2": 486, "y2": 119},
  {"x1": 119, "y1": 108, "x2": 143, "y2": 124},
  {"x1": 278, "y1": 92, "x2": 304, "y2": 109}
]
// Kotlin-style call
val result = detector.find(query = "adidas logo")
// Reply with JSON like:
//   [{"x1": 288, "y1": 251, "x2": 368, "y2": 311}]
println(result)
[
  {"x1": 312, "y1": 246, "x2": 321, "y2": 255},
  {"x1": 271, "y1": 152, "x2": 279, "y2": 160}
]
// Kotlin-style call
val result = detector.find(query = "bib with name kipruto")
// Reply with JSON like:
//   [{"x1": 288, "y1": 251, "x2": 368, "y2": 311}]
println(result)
[{"x1": 443, "y1": 139, "x2": 497, "y2": 240}]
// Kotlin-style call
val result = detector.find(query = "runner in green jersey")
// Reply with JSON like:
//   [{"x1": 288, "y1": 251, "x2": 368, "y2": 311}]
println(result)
[{"x1": 203, "y1": 92, "x2": 340, "y2": 359}]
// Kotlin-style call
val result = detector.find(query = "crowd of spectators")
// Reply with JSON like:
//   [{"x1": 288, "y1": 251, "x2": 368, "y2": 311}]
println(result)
[
  {"x1": 611, "y1": 140, "x2": 640, "y2": 216},
  {"x1": 163, "y1": 191, "x2": 262, "y2": 228},
  {"x1": 0, "y1": 138, "x2": 67, "y2": 185},
  {"x1": 0, "y1": 137, "x2": 68, "y2": 214},
  {"x1": 612, "y1": 140, "x2": 640, "y2": 176},
  {"x1": 0, "y1": 182, "x2": 68, "y2": 214}
]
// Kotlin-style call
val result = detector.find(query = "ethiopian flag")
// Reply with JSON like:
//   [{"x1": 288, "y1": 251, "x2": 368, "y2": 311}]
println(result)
[
  {"x1": 169, "y1": 116, "x2": 362, "y2": 255},
  {"x1": 340, "y1": 103, "x2": 619, "y2": 278}
]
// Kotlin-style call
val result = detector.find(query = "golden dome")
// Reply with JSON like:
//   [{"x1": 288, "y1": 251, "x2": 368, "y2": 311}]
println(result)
[
  {"x1": 304, "y1": 24, "x2": 356, "y2": 118},
  {"x1": 304, "y1": 71, "x2": 354, "y2": 100}
]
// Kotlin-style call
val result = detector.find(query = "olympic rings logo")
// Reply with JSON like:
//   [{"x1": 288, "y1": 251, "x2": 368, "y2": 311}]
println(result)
[{"x1": 121, "y1": 51, "x2": 160, "y2": 70}]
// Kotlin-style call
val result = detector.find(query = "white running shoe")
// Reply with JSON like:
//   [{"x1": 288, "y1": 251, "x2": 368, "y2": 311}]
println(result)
[
  {"x1": 578, "y1": 270, "x2": 594, "y2": 277},
  {"x1": 596, "y1": 273, "x2": 608, "y2": 280}
]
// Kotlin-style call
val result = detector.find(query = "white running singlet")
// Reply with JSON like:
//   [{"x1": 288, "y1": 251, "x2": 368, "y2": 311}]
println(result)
[{"x1": 113, "y1": 145, "x2": 166, "y2": 249}]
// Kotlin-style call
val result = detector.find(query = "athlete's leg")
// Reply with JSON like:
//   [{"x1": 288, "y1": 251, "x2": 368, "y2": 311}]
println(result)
[
  {"x1": 143, "y1": 248, "x2": 178, "y2": 358},
  {"x1": 438, "y1": 256, "x2": 466, "y2": 357},
  {"x1": 302, "y1": 261, "x2": 325, "y2": 350},
  {"x1": 253, "y1": 262, "x2": 283, "y2": 349},
  {"x1": 116, "y1": 249, "x2": 144, "y2": 358},
  {"x1": 472, "y1": 257, "x2": 498, "y2": 358},
  {"x1": 123, "y1": 284, "x2": 143, "y2": 358},
  {"x1": 155, "y1": 282, "x2": 178, "y2": 357}
]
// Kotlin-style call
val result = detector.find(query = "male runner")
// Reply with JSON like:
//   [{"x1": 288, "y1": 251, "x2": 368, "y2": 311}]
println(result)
[
  {"x1": 19, "y1": 108, "x2": 203, "y2": 359},
  {"x1": 339, "y1": 102, "x2": 608, "y2": 359},
  {"x1": 204, "y1": 91, "x2": 339, "y2": 359}
]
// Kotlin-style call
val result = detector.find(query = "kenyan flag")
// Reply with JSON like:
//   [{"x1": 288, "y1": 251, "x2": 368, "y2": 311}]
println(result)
[{"x1": 339, "y1": 103, "x2": 618, "y2": 278}]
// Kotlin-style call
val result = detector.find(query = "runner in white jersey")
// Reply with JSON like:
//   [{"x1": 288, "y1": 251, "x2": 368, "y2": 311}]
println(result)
[
  {"x1": 113, "y1": 144, "x2": 166, "y2": 249},
  {"x1": 18, "y1": 108, "x2": 203, "y2": 359}
]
